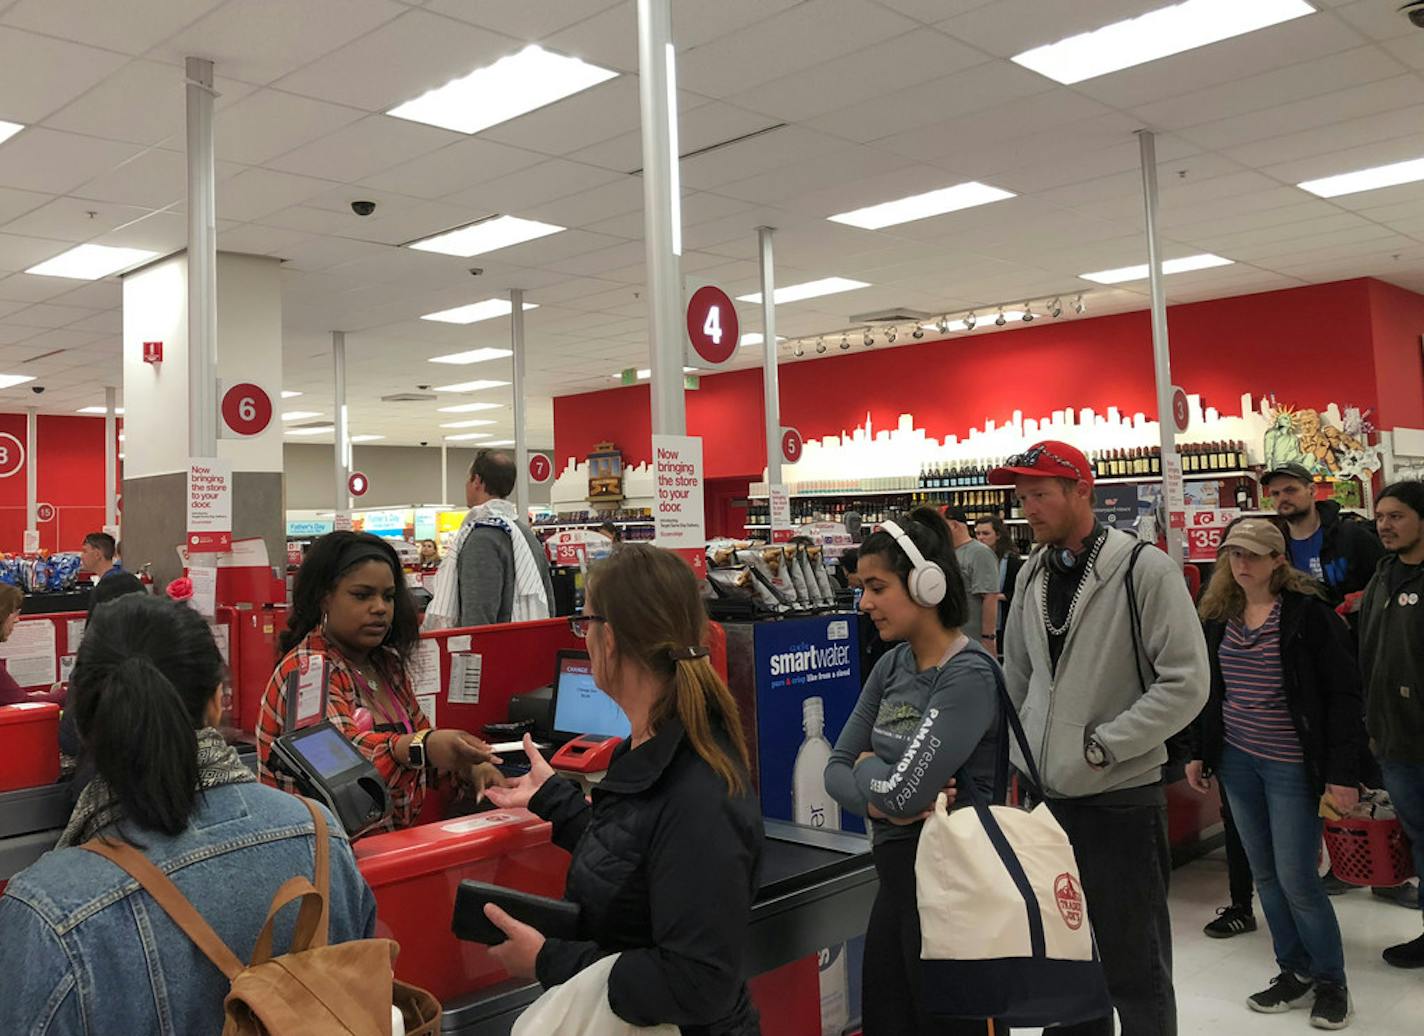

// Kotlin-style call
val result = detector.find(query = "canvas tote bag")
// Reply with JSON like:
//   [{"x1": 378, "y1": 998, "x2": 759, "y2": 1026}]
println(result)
[{"x1": 915, "y1": 674, "x2": 1112, "y2": 1027}]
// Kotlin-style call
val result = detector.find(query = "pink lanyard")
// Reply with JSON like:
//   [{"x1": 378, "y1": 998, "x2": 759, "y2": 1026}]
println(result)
[{"x1": 346, "y1": 661, "x2": 413, "y2": 735}]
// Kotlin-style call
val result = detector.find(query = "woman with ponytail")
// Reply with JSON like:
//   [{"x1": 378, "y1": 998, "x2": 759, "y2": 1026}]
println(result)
[
  {"x1": 0, "y1": 595, "x2": 375, "y2": 1035},
  {"x1": 483, "y1": 544, "x2": 764, "y2": 1035}
]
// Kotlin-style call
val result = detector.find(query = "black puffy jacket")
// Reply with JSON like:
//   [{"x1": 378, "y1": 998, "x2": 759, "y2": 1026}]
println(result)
[
  {"x1": 1195, "y1": 590, "x2": 1368, "y2": 794},
  {"x1": 530, "y1": 716, "x2": 764, "y2": 1036}
]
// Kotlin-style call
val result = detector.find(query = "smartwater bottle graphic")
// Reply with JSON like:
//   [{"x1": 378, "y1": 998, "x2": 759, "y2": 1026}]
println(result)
[{"x1": 792, "y1": 697, "x2": 848, "y2": 1035}]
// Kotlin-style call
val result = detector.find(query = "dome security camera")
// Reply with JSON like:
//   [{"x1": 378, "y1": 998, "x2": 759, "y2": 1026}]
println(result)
[
  {"x1": 30, "y1": 385, "x2": 44, "y2": 394},
  {"x1": 1403, "y1": 2, "x2": 1424, "y2": 30},
  {"x1": 419, "y1": 440, "x2": 428, "y2": 447},
  {"x1": 351, "y1": 200, "x2": 377, "y2": 216}
]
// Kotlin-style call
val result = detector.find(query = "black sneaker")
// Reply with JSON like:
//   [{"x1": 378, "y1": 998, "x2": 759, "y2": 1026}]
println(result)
[
  {"x1": 1371, "y1": 882, "x2": 1419, "y2": 909},
  {"x1": 1203, "y1": 904, "x2": 1257, "y2": 939},
  {"x1": 1382, "y1": 933, "x2": 1424, "y2": 969},
  {"x1": 1248, "y1": 971, "x2": 1314, "y2": 1014},
  {"x1": 1310, "y1": 982, "x2": 1351, "y2": 1030},
  {"x1": 1321, "y1": 869, "x2": 1357, "y2": 896}
]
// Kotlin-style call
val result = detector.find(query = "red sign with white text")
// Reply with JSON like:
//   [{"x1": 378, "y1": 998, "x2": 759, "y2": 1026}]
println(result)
[
  {"x1": 348, "y1": 472, "x2": 369, "y2": 497},
  {"x1": 672, "y1": 547, "x2": 707, "y2": 579},
  {"x1": 529, "y1": 454, "x2": 553, "y2": 484},
  {"x1": 143, "y1": 341, "x2": 163, "y2": 365},
  {"x1": 220, "y1": 383, "x2": 273, "y2": 437},
  {"x1": 781, "y1": 427, "x2": 803, "y2": 464},
  {"x1": 1184, "y1": 508, "x2": 1242, "y2": 562},
  {"x1": 685, "y1": 285, "x2": 739, "y2": 366}
]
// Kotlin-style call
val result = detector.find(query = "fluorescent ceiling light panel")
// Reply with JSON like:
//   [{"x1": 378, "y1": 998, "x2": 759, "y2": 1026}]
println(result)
[
  {"x1": 483, "y1": 440, "x2": 515, "y2": 446},
  {"x1": 737, "y1": 277, "x2": 870, "y2": 305},
  {"x1": 77, "y1": 406, "x2": 125, "y2": 415},
  {"x1": 445, "y1": 432, "x2": 493, "y2": 442},
  {"x1": 285, "y1": 425, "x2": 335, "y2": 436},
  {"x1": 349, "y1": 434, "x2": 385, "y2": 443},
  {"x1": 0, "y1": 121, "x2": 23, "y2": 146},
  {"x1": 26, "y1": 244, "x2": 159, "y2": 280},
  {"x1": 420, "y1": 298, "x2": 538, "y2": 325},
  {"x1": 409, "y1": 215, "x2": 564, "y2": 258},
  {"x1": 1298, "y1": 156, "x2": 1424, "y2": 198},
  {"x1": 281, "y1": 410, "x2": 322, "y2": 421},
  {"x1": 440, "y1": 419, "x2": 497, "y2": 429},
  {"x1": 1011, "y1": 0, "x2": 1314, "y2": 85},
  {"x1": 829, "y1": 182, "x2": 1016, "y2": 230},
  {"x1": 387, "y1": 45, "x2": 618, "y2": 135},
  {"x1": 433, "y1": 379, "x2": 509, "y2": 393},
  {"x1": 281, "y1": 390, "x2": 302, "y2": 399},
  {"x1": 437, "y1": 402, "x2": 503, "y2": 414},
  {"x1": 613, "y1": 367, "x2": 696, "y2": 380},
  {"x1": 739, "y1": 333, "x2": 786, "y2": 347},
  {"x1": 1079, "y1": 253, "x2": 1233, "y2": 285},
  {"x1": 0, "y1": 374, "x2": 36, "y2": 389},
  {"x1": 428, "y1": 347, "x2": 514, "y2": 365}
]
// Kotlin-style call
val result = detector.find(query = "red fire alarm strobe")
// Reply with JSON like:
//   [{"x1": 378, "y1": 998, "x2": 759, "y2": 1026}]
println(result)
[{"x1": 143, "y1": 341, "x2": 163, "y2": 365}]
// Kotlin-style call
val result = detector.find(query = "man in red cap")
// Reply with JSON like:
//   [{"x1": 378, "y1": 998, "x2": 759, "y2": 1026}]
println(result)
[{"x1": 991, "y1": 441, "x2": 1208, "y2": 1036}]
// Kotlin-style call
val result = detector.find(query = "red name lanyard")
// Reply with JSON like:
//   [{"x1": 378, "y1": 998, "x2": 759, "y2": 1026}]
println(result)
[{"x1": 346, "y1": 663, "x2": 413, "y2": 735}]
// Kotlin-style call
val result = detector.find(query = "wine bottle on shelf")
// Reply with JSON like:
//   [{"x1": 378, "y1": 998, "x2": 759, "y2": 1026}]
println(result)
[{"x1": 1235, "y1": 482, "x2": 1252, "y2": 510}]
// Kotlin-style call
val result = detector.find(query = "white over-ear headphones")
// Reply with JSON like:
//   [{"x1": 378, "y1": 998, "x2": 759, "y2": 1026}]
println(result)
[{"x1": 879, "y1": 520, "x2": 947, "y2": 608}]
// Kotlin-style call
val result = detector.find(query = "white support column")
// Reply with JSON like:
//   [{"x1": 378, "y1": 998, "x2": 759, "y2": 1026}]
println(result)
[
  {"x1": 332, "y1": 331, "x2": 350, "y2": 521},
  {"x1": 440, "y1": 440, "x2": 449, "y2": 507},
  {"x1": 104, "y1": 386, "x2": 118, "y2": 526},
  {"x1": 1138, "y1": 130, "x2": 1183, "y2": 566},
  {"x1": 511, "y1": 288, "x2": 530, "y2": 519},
  {"x1": 757, "y1": 227, "x2": 781, "y2": 488},
  {"x1": 636, "y1": 0, "x2": 686, "y2": 436},
  {"x1": 185, "y1": 57, "x2": 217, "y2": 458},
  {"x1": 25, "y1": 407, "x2": 36, "y2": 534}
]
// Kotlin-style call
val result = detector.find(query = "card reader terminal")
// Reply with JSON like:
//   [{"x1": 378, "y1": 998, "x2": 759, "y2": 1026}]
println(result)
[{"x1": 268, "y1": 720, "x2": 392, "y2": 837}]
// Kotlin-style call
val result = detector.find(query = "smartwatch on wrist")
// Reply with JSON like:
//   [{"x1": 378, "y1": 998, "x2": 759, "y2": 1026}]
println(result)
[{"x1": 407, "y1": 727, "x2": 432, "y2": 769}]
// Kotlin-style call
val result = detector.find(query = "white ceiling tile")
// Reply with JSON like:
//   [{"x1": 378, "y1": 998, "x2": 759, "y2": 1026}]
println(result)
[
  {"x1": 155, "y1": 0, "x2": 407, "y2": 87},
  {"x1": 0, "y1": 129, "x2": 141, "y2": 194},
  {"x1": 3, "y1": 301, "x2": 97, "y2": 329},
  {"x1": 215, "y1": 89, "x2": 365, "y2": 165},
  {"x1": 677, "y1": 0, "x2": 916, "y2": 98},
  {"x1": 0, "y1": 185, "x2": 52, "y2": 225},
  {"x1": 522, "y1": 176, "x2": 646, "y2": 230},
  {"x1": 360, "y1": 138, "x2": 546, "y2": 199},
  {"x1": 2, "y1": 197, "x2": 153, "y2": 243},
  {"x1": 1380, "y1": 35, "x2": 1424, "y2": 72},
  {"x1": 805, "y1": 60, "x2": 1050, "y2": 145},
  {"x1": 680, "y1": 125, "x2": 846, "y2": 190},
  {"x1": 0, "y1": 27, "x2": 130, "y2": 123},
  {"x1": 72, "y1": 147, "x2": 188, "y2": 209},
  {"x1": 91, "y1": 208, "x2": 186, "y2": 253},
  {"x1": 273, "y1": 9, "x2": 520, "y2": 112},
  {"x1": 875, "y1": 0, "x2": 995, "y2": 23},
  {"x1": 266, "y1": 115, "x2": 462, "y2": 182},
  {"x1": 47, "y1": 61, "x2": 254, "y2": 147},
  {"x1": 480, "y1": 76, "x2": 640, "y2": 157},
  {"x1": 0, "y1": 232, "x2": 73, "y2": 272},
  {"x1": 1331, "y1": 0, "x2": 1423, "y2": 41},
  {"x1": 567, "y1": 100, "x2": 777, "y2": 173},
  {"x1": 546, "y1": 2, "x2": 638, "y2": 75},
  {"x1": 724, "y1": 28, "x2": 986, "y2": 124},
  {"x1": 2, "y1": 0, "x2": 223, "y2": 56},
  {"x1": 444, "y1": 157, "x2": 622, "y2": 212},
  {"x1": 935, "y1": 0, "x2": 1164, "y2": 57},
  {"x1": 1220, "y1": 103, "x2": 1424, "y2": 171},
  {"x1": 0, "y1": 272, "x2": 77, "y2": 303},
  {"x1": 1260, "y1": 130, "x2": 1424, "y2": 185},
  {"x1": 218, "y1": 168, "x2": 340, "y2": 223},
  {"x1": 423, "y1": 0, "x2": 624, "y2": 40}
]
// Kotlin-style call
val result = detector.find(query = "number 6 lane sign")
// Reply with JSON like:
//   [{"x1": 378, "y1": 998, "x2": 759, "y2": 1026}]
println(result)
[
  {"x1": 685, "y1": 285, "x2": 739, "y2": 366},
  {"x1": 220, "y1": 383, "x2": 274, "y2": 437}
]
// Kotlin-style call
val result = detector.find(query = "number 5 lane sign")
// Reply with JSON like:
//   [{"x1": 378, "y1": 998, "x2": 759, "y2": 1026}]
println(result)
[{"x1": 685, "y1": 285, "x2": 739, "y2": 366}]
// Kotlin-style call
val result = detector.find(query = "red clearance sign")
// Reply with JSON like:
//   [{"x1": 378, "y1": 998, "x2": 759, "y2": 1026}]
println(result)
[{"x1": 685, "y1": 285, "x2": 739, "y2": 366}]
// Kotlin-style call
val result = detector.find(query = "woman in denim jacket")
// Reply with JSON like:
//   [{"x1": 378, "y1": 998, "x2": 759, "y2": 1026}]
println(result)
[{"x1": 0, "y1": 595, "x2": 376, "y2": 1035}]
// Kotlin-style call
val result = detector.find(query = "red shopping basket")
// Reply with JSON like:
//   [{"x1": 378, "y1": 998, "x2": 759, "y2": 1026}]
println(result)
[{"x1": 1322, "y1": 816, "x2": 1416, "y2": 887}]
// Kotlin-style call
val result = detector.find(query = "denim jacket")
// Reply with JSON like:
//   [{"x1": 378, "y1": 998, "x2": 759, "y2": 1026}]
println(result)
[{"x1": 0, "y1": 783, "x2": 377, "y2": 1036}]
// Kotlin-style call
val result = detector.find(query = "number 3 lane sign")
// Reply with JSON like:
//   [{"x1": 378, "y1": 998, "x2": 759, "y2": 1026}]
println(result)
[
  {"x1": 220, "y1": 383, "x2": 274, "y2": 437},
  {"x1": 686, "y1": 285, "x2": 739, "y2": 366}
]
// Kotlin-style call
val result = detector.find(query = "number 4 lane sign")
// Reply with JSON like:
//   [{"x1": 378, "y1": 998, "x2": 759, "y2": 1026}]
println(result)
[{"x1": 685, "y1": 285, "x2": 739, "y2": 367}]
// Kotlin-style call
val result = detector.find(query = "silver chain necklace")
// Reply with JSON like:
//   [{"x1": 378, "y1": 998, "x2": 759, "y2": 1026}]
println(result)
[{"x1": 1042, "y1": 533, "x2": 1107, "y2": 637}]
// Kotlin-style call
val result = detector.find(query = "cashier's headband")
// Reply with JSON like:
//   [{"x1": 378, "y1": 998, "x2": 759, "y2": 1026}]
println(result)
[
  {"x1": 335, "y1": 541, "x2": 398, "y2": 579},
  {"x1": 668, "y1": 646, "x2": 710, "y2": 663}
]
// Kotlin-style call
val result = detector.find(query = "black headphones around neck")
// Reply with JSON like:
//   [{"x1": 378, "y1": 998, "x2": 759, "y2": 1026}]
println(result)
[{"x1": 1044, "y1": 523, "x2": 1107, "y2": 576}]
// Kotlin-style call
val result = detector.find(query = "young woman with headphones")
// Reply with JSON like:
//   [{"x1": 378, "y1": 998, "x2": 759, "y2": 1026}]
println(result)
[{"x1": 825, "y1": 506, "x2": 1005, "y2": 1035}]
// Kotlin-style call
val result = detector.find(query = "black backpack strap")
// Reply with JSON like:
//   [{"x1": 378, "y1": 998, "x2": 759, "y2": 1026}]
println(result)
[{"x1": 1124, "y1": 541, "x2": 1150, "y2": 694}]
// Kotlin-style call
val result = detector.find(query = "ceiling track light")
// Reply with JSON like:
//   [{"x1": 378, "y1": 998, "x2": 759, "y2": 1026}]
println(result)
[
  {"x1": 964, "y1": 311, "x2": 977, "y2": 331},
  {"x1": 815, "y1": 337, "x2": 827, "y2": 354},
  {"x1": 912, "y1": 324, "x2": 925, "y2": 339},
  {"x1": 1049, "y1": 296, "x2": 1063, "y2": 318},
  {"x1": 1073, "y1": 294, "x2": 1085, "y2": 315},
  {"x1": 995, "y1": 309, "x2": 1007, "y2": 327},
  {"x1": 886, "y1": 327, "x2": 897, "y2": 344},
  {"x1": 840, "y1": 333, "x2": 851, "y2": 350},
  {"x1": 936, "y1": 316, "x2": 950, "y2": 334},
  {"x1": 1022, "y1": 303, "x2": 1034, "y2": 323},
  {"x1": 793, "y1": 341, "x2": 805, "y2": 358}
]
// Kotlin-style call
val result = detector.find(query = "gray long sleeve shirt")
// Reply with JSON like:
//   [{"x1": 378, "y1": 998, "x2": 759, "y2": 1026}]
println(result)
[
  {"x1": 457, "y1": 520, "x2": 555, "y2": 627},
  {"x1": 825, "y1": 640, "x2": 1003, "y2": 844}
]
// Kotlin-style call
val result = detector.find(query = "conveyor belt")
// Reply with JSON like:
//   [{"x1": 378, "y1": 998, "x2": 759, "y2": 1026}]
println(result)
[{"x1": 439, "y1": 819, "x2": 876, "y2": 1035}]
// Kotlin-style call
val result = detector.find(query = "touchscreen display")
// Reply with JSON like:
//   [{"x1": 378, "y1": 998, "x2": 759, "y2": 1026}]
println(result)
[
  {"x1": 553, "y1": 656, "x2": 631, "y2": 740},
  {"x1": 294, "y1": 725, "x2": 362, "y2": 779}
]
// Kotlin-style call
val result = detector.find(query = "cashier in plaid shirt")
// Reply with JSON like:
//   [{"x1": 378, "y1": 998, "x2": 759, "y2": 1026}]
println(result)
[{"x1": 257, "y1": 531, "x2": 503, "y2": 831}]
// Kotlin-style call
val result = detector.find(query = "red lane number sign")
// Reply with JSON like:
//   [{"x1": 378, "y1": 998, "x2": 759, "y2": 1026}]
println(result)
[
  {"x1": 0, "y1": 432, "x2": 24, "y2": 479},
  {"x1": 1171, "y1": 386, "x2": 1190, "y2": 434},
  {"x1": 221, "y1": 383, "x2": 273, "y2": 437},
  {"x1": 686, "y1": 285, "x2": 739, "y2": 366},
  {"x1": 36, "y1": 502, "x2": 55, "y2": 523},
  {"x1": 781, "y1": 427, "x2": 804, "y2": 465},
  {"x1": 348, "y1": 472, "x2": 369, "y2": 498},
  {"x1": 529, "y1": 454, "x2": 553, "y2": 484}
]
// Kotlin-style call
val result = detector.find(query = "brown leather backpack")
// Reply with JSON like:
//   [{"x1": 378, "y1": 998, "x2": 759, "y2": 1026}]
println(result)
[{"x1": 82, "y1": 798, "x2": 440, "y2": 1036}]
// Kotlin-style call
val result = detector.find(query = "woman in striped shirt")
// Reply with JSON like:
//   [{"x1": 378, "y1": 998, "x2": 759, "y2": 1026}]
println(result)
[{"x1": 1186, "y1": 518, "x2": 1367, "y2": 1030}]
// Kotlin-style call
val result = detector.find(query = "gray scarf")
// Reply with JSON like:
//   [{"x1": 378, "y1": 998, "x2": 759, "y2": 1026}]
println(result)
[{"x1": 57, "y1": 727, "x2": 256, "y2": 848}]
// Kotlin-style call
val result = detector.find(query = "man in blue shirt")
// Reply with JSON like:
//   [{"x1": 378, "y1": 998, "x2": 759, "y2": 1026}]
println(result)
[
  {"x1": 1263, "y1": 463, "x2": 1382, "y2": 608},
  {"x1": 78, "y1": 531, "x2": 122, "y2": 580}
]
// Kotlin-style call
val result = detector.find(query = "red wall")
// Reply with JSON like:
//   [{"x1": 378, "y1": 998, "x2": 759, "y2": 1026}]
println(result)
[
  {"x1": 0, "y1": 415, "x2": 118, "y2": 554},
  {"x1": 1367, "y1": 279, "x2": 1424, "y2": 430},
  {"x1": 555, "y1": 279, "x2": 1399, "y2": 478}
]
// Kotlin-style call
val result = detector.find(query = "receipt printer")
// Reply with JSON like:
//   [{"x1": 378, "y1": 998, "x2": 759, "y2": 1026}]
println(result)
[{"x1": 268, "y1": 720, "x2": 391, "y2": 837}]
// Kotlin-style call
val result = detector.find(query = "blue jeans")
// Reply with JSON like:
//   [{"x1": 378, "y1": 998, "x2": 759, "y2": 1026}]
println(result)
[
  {"x1": 1218, "y1": 745, "x2": 1347, "y2": 984},
  {"x1": 1379, "y1": 759, "x2": 1424, "y2": 921}
]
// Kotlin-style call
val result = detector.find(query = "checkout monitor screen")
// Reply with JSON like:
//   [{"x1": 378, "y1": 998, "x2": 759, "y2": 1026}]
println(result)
[
  {"x1": 291, "y1": 724, "x2": 365, "y2": 779},
  {"x1": 553, "y1": 653, "x2": 631, "y2": 740}
]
